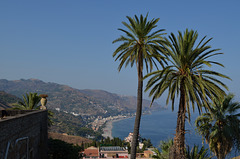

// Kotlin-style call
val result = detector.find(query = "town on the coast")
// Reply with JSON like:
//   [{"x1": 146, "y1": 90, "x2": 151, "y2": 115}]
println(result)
[{"x1": 1, "y1": 3, "x2": 240, "y2": 159}]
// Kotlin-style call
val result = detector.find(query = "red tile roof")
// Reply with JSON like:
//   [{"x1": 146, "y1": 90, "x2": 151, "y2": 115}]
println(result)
[{"x1": 84, "y1": 146, "x2": 99, "y2": 157}]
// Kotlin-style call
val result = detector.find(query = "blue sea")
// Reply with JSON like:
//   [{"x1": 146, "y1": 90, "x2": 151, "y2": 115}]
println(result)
[{"x1": 112, "y1": 109, "x2": 239, "y2": 158}]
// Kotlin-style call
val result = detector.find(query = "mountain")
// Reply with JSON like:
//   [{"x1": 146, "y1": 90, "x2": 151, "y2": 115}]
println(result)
[
  {"x1": 0, "y1": 79, "x2": 162, "y2": 116},
  {"x1": 0, "y1": 91, "x2": 20, "y2": 110}
]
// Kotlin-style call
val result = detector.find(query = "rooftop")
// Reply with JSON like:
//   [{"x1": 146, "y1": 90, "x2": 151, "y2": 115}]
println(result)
[{"x1": 100, "y1": 146, "x2": 126, "y2": 152}]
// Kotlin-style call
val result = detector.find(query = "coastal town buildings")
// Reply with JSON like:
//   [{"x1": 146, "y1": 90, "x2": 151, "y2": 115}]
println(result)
[
  {"x1": 82, "y1": 146, "x2": 155, "y2": 159},
  {"x1": 83, "y1": 146, "x2": 128, "y2": 159},
  {"x1": 124, "y1": 132, "x2": 133, "y2": 143},
  {"x1": 83, "y1": 146, "x2": 99, "y2": 158},
  {"x1": 100, "y1": 146, "x2": 128, "y2": 158}
]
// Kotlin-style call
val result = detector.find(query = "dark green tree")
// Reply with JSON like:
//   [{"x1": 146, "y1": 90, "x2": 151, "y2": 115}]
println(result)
[
  {"x1": 48, "y1": 138, "x2": 82, "y2": 159},
  {"x1": 112, "y1": 14, "x2": 166, "y2": 159},
  {"x1": 195, "y1": 94, "x2": 240, "y2": 159},
  {"x1": 145, "y1": 29, "x2": 230, "y2": 158},
  {"x1": 152, "y1": 139, "x2": 173, "y2": 159},
  {"x1": 142, "y1": 138, "x2": 153, "y2": 148}
]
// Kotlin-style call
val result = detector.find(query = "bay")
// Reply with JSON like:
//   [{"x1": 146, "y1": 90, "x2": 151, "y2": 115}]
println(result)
[
  {"x1": 112, "y1": 109, "x2": 202, "y2": 148},
  {"x1": 112, "y1": 109, "x2": 240, "y2": 158}
]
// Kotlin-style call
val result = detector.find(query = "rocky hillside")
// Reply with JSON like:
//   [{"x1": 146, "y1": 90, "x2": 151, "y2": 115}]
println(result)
[{"x1": 0, "y1": 79, "x2": 162, "y2": 116}]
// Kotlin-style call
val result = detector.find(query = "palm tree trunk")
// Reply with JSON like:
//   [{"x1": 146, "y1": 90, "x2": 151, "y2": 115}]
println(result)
[
  {"x1": 171, "y1": 83, "x2": 186, "y2": 159},
  {"x1": 217, "y1": 145, "x2": 225, "y2": 159},
  {"x1": 217, "y1": 133, "x2": 225, "y2": 159},
  {"x1": 130, "y1": 53, "x2": 143, "y2": 159}
]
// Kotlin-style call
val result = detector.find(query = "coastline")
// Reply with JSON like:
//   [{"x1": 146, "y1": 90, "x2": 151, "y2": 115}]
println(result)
[
  {"x1": 102, "y1": 117, "x2": 133, "y2": 139},
  {"x1": 101, "y1": 111, "x2": 156, "y2": 139},
  {"x1": 102, "y1": 120, "x2": 113, "y2": 139},
  {"x1": 101, "y1": 110, "x2": 157, "y2": 139}
]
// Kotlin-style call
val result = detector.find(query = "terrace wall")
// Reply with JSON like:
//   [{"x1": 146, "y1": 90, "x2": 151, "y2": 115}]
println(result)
[{"x1": 0, "y1": 110, "x2": 48, "y2": 159}]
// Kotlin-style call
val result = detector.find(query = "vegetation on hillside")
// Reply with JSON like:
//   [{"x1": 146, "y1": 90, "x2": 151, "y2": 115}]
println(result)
[
  {"x1": 48, "y1": 138, "x2": 82, "y2": 159},
  {"x1": 50, "y1": 110, "x2": 103, "y2": 140},
  {"x1": 0, "y1": 91, "x2": 20, "y2": 109},
  {"x1": 0, "y1": 79, "x2": 161, "y2": 116}
]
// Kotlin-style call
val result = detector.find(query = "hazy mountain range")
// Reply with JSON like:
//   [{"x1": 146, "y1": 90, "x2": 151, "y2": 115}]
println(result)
[{"x1": 0, "y1": 79, "x2": 162, "y2": 116}]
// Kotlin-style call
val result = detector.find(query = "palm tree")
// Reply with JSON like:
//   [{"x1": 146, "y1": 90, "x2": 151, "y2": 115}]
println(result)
[
  {"x1": 145, "y1": 29, "x2": 230, "y2": 158},
  {"x1": 12, "y1": 92, "x2": 41, "y2": 110},
  {"x1": 13, "y1": 92, "x2": 53, "y2": 126},
  {"x1": 195, "y1": 94, "x2": 240, "y2": 159},
  {"x1": 112, "y1": 14, "x2": 166, "y2": 159},
  {"x1": 185, "y1": 145, "x2": 212, "y2": 159}
]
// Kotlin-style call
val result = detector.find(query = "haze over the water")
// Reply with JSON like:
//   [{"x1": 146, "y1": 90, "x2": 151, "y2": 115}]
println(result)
[{"x1": 1, "y1": 1, "x2": 240, "y2": 103}]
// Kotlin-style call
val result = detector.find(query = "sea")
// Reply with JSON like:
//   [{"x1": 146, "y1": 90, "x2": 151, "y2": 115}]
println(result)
[{"x1": 112, "y1": 109, "x2": 239, "y2": 158}]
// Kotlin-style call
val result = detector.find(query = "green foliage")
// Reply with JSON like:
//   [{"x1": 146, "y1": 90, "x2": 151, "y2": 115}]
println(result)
[
  {"x1": 11, "y1": 92, "x2": 54, "y2": 127},
  {"x1": 112, "y1": 13, "x2": 167, "y2": 73},
  {"x1": 145, "y1": 29, "x2": 230, "y2": 158},
  {"x1": 112, "y1": 13, "x2": 167, "y2": 159},
  {"x1": 48, "y1": 110, "x2": 54, "y2": 126},
  {"x1": 50, "y1": 110, "x2": 102, "y2": 140},
  {"x1": 77, "y1": 127, "x2": 102, "y2": 141},
  {"x1": 48, "y1": 138, "x2": 82, "y2": 159},
  {"x1": 12, "y1": 92, "x2": 41, "y2": 110},
  {"x1": 185, "y1": 145, "x2": 212, "y2": 159},
  {"x1": 50, "y1": 110, "x2": 85, "y2": 134},
  {"x1": 142, "y1": 138, "x2": 153, "y2": 148},
  {"x1": 145, "y1": 29, "x2": 230, "y2": 116},
  {"x1": 93, "y1": 137, "x2": 125, "y2": 147},
  {"x1": 152, "y1": 139, "x2": 173, "y2": 159},
  {"x1": 195, "y1": 94, "x2": 240, "y2": 159}
]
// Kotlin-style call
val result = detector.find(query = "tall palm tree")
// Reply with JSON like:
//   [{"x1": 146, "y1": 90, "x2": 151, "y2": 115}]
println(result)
[
  {"x1": 195, "y1": 94, "x2": 240, "y2": 159},
  {"x1": 12, "y1": 92, "x2": 41, "y2": 110},
  {"x1": 112, "y1": 14, "x2": 166, "y2": 159},
  {"x1": 145, "y1": 29, "x2": 230, "y2": 158}
]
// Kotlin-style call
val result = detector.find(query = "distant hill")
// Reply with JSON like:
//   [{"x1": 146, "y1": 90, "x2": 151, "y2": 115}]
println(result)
[
  {"x1": 0, "y1": 91, "x2": 20, "y2": 110},
  {"x1": 0, "y1": 79, "x2": 162, "y2": 116}
]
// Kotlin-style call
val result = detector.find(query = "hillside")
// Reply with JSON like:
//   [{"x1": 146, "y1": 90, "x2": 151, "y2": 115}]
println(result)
[
  {"x1": 0, "y1": 91, "x2": 20, "y2": 110},
  {"x1": 0, "y1": 79, "x2": 162, "y2": 116},
  {"x1": 48, "y1": 132, "x2": 92, "y2": 145}
]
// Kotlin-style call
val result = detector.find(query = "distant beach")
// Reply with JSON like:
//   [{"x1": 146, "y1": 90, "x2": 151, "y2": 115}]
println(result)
[
  {"x1": 101, "y1": 111, "x2": 154, "y2": 139},
  {"x1": 102, "y1": 116, "x2": 133, "y2": 139},
  {"x1": 102, "y1": 120, "x2": 113, "y2": 139}
]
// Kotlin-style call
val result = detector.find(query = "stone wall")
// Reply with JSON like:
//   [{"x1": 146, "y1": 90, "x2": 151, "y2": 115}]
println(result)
[{"x1": 0, "y1": 110, "x2": 48, "y2": 159}]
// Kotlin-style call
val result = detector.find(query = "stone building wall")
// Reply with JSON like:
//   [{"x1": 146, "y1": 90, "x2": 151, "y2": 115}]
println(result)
[{"x1": 0, "y1": 110, "x2": 48, "y2": 159}]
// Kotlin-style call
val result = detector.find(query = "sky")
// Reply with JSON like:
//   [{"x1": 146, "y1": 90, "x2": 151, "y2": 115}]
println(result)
[{"x1": 1, "y1": 1, "x2": 240, "y2": 104}]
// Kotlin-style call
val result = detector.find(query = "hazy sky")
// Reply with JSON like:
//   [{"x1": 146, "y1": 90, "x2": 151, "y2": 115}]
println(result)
[{"x1": 1, "y1": 1, "x2": 240, "y2": 103}]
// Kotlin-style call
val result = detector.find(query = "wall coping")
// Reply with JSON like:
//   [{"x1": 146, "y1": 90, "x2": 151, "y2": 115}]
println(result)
[{"x1": 0, "y1": 110, "x2": 48, "y2": 123}]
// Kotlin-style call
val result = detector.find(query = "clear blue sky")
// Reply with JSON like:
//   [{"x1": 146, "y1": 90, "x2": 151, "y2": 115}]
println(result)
[{"x1": 1, "y1": 1, "x2": 240, "y2": 103}]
